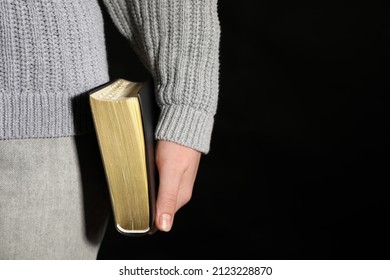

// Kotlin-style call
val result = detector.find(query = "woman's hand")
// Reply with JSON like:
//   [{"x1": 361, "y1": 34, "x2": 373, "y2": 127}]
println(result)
[{"x1": 155, "y1": 140, "x2": 201, "y2": 232}]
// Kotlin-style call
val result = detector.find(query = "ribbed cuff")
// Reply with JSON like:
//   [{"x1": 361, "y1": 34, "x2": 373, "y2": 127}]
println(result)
[{"x1": 155, "y1": 104, "x2": 215, "y2": 154}]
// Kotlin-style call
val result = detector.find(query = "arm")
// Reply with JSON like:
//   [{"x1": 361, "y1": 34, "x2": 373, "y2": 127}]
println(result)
[{"x1": 102, "y1": 0, "x2": 221, "y2": 231}]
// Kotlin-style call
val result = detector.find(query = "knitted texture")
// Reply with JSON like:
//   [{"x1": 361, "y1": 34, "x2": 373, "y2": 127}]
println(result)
[
  {"x1": 102, "y1": 0, "x2": 221, "y2": 153},
  {"x1": 0, "y1": 0, "x2": 220, "y2": 153},
  {"x1": 0, "y1": 0, "x2": 109, "y2": 139}
]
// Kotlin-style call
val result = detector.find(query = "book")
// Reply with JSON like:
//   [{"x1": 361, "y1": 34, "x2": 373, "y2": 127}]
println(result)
[{"x1": 89, "y1": 78, "x2": 158, "y2": 235}]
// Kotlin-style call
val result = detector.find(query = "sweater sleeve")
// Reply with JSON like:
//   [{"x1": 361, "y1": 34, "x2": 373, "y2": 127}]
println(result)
[{"x1": 101, "y1": 0, "x2": 220, "y2": 154}]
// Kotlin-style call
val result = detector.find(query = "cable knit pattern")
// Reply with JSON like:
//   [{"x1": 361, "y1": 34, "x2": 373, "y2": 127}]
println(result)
[
  {"x1": 0, "y1": 0, "x2": 220, "y2": 153},
  {"x1": 102, "y1": 0, "x2": 220, "y2": 153}
]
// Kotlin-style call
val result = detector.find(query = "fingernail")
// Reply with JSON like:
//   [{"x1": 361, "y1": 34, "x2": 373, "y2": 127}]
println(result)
[{"x1": 160, "y1": 214, "x2": 172, "y2": 232}]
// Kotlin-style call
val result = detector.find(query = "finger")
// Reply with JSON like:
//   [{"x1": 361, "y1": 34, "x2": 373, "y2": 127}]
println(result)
[
  {"x1": 176, "y1": 152, "x2": 200, "y2": 211},
  {"x1": 174, "y1": 166, "x2": 198, "y2": 211},
  {"x1": 155, "y1": 161, "x2": 183, "y2": 232}
]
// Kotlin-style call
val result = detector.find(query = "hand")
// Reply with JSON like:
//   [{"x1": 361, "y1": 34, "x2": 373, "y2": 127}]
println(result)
[{"x1": 155, "y1": 140, "x2": 201, "y2": 232}]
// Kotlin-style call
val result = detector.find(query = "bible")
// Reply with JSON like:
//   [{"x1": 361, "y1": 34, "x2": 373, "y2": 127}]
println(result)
[{"x1": 89, "y1": 79, "x2": 158, "y2": 235}]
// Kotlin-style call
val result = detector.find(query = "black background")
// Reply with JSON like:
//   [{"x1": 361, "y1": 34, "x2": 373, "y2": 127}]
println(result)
[{"x1": 97, "y1": 2, "x2": 390, "y2": 260}]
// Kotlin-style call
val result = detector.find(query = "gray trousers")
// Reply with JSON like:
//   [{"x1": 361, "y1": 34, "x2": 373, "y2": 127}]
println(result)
[{"x1": 0, "y1": 134, "x2": 110, "y2": 259}]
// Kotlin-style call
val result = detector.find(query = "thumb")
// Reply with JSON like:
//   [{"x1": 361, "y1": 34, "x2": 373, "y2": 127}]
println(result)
[{"x1": 155, "y1": 162, "x2": 182, "y2": 232}]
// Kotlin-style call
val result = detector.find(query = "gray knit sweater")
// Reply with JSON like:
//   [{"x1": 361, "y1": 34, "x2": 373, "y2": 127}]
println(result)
[{"x1": 0, "y1": 0, "x2": 220, "y2": 153}]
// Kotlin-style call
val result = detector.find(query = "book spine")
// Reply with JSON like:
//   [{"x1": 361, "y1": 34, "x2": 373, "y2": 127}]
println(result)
[{"x1": 138, "y1": 79, "x2": 159, "y2": 234}]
